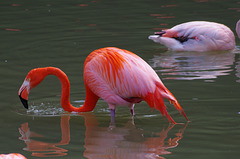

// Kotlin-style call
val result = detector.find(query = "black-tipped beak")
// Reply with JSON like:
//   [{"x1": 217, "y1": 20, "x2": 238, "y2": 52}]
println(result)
[{"x1": 19, "y1": 95, "x2": 28, "y2": 109}]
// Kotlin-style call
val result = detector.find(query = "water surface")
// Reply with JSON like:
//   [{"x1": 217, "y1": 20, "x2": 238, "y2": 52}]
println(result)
[{"x1": 1, "y1": 0, "x2": 240, "y2": 158}]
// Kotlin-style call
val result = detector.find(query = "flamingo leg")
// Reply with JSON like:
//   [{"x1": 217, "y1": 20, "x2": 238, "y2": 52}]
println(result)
[
  {"x1": 128, "y1": 104, "x2": 135, "y2": 116},
  {"x1": 110, "y1": 109, "x2": 115, "y2": 124},
  {"x1": 130, "y1": 109, "x2": 134, "y2": 116},
  {"x1": 108, "y1": 109, "x2": 116, "y2": 130},
  {"x1": 108, "y1": 104, "x2": 116, "y2": 124}
]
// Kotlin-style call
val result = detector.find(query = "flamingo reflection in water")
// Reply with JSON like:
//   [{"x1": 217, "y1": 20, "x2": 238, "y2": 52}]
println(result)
[
  {"x1": 83, "y1": 115, "x2": 187, "y2": 159},
  {"x1": 18, "y1": 113, "x2": 187, "y2": 158},
  {"x1": 18, "y1": 115, "x2": 70, "y2": 157},
  {"x1": 235, "y1": 53, "x2": 240, "y2": 83},
  {"x1": 149, "y1": 51, "x2": 235, "y2": 81}
]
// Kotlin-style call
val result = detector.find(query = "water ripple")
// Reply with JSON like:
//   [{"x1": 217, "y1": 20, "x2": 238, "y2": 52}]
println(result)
[
  {"x1": 149, "y1": 51, "x2": 235, "y2": 81},
  {"x1": 26, "y1": 103, "x2": 64, "y2": 116}
]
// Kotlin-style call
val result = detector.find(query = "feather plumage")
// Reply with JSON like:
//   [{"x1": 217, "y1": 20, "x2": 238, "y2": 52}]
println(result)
[
  {"x1": 149, "y1": 21, "x2": 237, "y2": 52},
  {"x1": 84, "y1": 47, "x2": 188, "y2": 123}
]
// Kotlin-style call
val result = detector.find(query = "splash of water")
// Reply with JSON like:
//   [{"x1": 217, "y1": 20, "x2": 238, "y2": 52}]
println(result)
[{"x1": 26, "y1": 102, "x2": 64, "y2": 116}]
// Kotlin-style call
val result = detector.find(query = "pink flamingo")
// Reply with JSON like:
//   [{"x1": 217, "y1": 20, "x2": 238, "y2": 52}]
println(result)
[
  {"x1": 237, "y1": 20, "x2": 240, "y2": 39},
  {"x1": 0, "y1": 153, "x2": 26, "y2": 159},
  {"x1": 149, "y1": 20, "x2": 240, "y2": 52},
  {"x1": 18, "y1": 47, "x2": 188, "y2": 124}
]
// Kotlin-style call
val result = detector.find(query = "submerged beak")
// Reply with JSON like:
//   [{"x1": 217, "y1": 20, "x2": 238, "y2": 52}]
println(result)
[{"x1": 18, "y1": 80, "x2": 30, "y2": 109}]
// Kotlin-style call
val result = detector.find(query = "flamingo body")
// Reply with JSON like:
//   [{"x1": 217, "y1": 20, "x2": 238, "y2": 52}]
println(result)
[
  {"x1": 18, "y1": 47, "x2": 188, "y2": 123},
  {"x1": 149, "y1": 21, "x2": 236, "y2": 52},
  {"x1": 84, "y1": 48, "x2": 158, "y2": 106},
  {"x1": 236, "y1": 20, "x2": 240, "y2": 39}
]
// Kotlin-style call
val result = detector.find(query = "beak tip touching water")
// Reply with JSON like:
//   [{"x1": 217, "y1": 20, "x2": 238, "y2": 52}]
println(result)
[{"x1": 19, "y1": 95, "x2": 28, "y2": 109}]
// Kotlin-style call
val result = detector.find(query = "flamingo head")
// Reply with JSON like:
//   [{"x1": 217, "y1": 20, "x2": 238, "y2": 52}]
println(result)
[{"x1": 18, "y1": 68, "x2": 47, "y2": 109}]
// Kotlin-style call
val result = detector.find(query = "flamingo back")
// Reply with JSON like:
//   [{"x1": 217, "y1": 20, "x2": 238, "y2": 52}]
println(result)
[
  {"x1": 83, "y1": 47, "x2": 160, "y2": 105},
  {"x1": 149, "y1": 21, "x2": 235, "y2": 51},
  {"x1": 83, "y1": 47, "x2": 188, "y2": 123}
]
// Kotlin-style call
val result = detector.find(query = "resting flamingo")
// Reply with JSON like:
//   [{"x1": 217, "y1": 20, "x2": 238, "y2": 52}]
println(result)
[
  {"x1": 0, "y1": 153, "x2": 26, "y2": 159},
  {"x1": 18, "y1": 47, "x2": 188, "y2": 124},
  {"x1": 237, "y1": 20, "x2": 240, "y2": 39},
  {"x1": 149, "y1": 20, "x2": 240, "y2": 52}
]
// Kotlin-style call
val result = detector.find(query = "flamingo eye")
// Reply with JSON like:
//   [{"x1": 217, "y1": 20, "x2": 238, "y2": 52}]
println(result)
[{"x1": 27, "y1": 78, "x2": 31, "y2": 81}]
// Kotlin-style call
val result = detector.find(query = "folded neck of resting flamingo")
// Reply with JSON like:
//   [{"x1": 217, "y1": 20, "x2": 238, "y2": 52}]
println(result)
[{"x1": 45, "y1": 67, "x2": 99, "y2": 112}]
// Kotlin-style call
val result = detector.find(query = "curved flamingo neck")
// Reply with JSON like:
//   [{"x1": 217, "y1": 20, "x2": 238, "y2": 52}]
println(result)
[{"x1": 45, "y1": 67, "x2": 99, "y2": 112}]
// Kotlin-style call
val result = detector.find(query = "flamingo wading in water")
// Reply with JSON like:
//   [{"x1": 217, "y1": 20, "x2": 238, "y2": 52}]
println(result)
[
  {"x1": 149, "y1": 20, "x2": 240, "y2": 52},
  {"x1": 18, "y1": 47, "x2": 188, "y2": 124}
]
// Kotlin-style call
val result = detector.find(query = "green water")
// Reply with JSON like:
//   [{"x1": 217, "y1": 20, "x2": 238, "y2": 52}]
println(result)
[{"x1": 1, "y1": 0, "x2": 240, "y2": 158}]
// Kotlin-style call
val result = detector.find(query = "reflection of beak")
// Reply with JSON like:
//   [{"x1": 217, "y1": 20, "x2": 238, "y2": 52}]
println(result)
[{"x1": 18, "y1": 80, "x2": 30, "y2": 109}]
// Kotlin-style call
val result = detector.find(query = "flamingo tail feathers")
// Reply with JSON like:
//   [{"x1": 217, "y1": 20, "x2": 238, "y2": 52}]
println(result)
[{"x1": 143, "y1": 82, "x2": 188, "y2": 124}]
